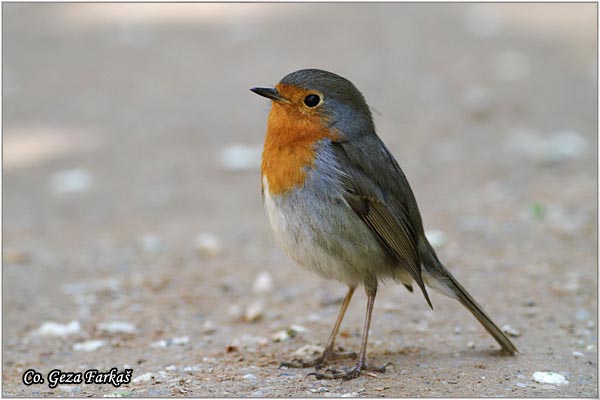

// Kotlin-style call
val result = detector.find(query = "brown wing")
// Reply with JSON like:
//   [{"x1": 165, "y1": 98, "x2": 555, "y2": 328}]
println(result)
[{"x1": 332, "y1": 142, "x2": 433, "y2": 308}]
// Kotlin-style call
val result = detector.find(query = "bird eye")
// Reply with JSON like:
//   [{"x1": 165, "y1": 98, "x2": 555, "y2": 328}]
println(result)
[{"x1": 303, "y1": 94, "x2": 321, "y2": 108}]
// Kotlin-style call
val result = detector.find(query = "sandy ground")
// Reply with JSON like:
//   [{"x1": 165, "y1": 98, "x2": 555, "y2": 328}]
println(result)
[{"x1": 3, "y1": 3, "x2": 598, "y2": 397}]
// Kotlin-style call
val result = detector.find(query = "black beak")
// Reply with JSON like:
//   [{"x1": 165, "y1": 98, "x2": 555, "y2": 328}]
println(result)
[{"x1": 250, "y1": 87, "x2": 290, "y2": 104}]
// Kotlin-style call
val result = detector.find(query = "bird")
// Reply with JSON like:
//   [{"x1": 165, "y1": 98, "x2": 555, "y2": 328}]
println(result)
[{"x1": 250, "y1": 68, "x2": 517, "y2": 380}]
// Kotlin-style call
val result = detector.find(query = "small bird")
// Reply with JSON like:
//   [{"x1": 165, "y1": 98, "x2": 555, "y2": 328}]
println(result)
[{"x1": 251, "y1": 69, "x2": 517, "y2": 380}]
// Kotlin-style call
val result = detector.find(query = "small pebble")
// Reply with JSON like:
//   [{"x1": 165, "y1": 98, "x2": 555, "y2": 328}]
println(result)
[
  {"x1": 58, "y1": 385, "x2": 79, "y2": 394},
  {"x1": 61, "y1": 278, "x2": 121, "y2": 295},
  {"x1": 252, "y1": 271, "x2": 274, "y2": 294},
  {"x1": 515, "y1": 382, "x2": 528, "y2": 388},
  {"x1": 587, "y1": 320, "x2": 595, "y2": 328},
  {"x1": 461, "y1": 85, "x2": 493, "y2": 119},
  {"x1": 194, "y1": 232, "x2": 223, "y2": 257},
  {"x1": 272, "y1": 330, "x2": 294, "y2": 342},
  {"x1": 502, "y1": 324, "x2": 522, "y2": 337},
  {"x1": 572, "y1": 351, "x2": 584, "y2": 358},
  {"x1": 219, "y1": 144, "x2": 262, "y2": 171},
  {"x1": 165, "y1": 365, "x2": 177, "y2": 372},
  {"x1": 575, "y1": 309, "x2": 590, "y2": 321},
  {"x1": 98, "y1": 321, "x2": 136, "y2": 334},
  {"x1": 425, "y1": 229, "x2": 446, "y2": 248},
  {"x1": 244, "y1": 301, "x2": 264, "y2": 322},
  {"x1": 292, "y1": 344, "x2": 325, "y2": 358},
  {"x1": 132, "y1": 372, "x2": 153, "y2": 383},
  {"x1": 73, "y1": 340, "x2": 105, "y2": 352},
  {"x1": 151, "y1": 336, "x2": 189, "y2": 348},
  {"x1": 467, "y1": 341, "x2": 475, "y2": 349},
  {"x1": 183, "y1": 365, "x2": 202, "y2": 373},
  {"x1": 104, "y1": 390, "x2": 133, "y2": 397},
  {"x1": 532, "y1": 371, "x2": 569, "y2": 385},
  {"x1": 137, "y1": 234, "x2": 163, "y2": 257},
  {"x1": 341, "y1": 392, "x2": 359, "y2": 397},
  {"x1": 51, "y1": 168, "x2": 93, "y2": 194},
  {"x1": 243, "y1": 374, "x2": 257, "y2": 380},
  {"x1": 548, "y1": 131, "x2": 588, "y2": 161},
  {"x1": 251, "y1": 391, "x2": 264, "y2": 397},
  {"x1": 202, "y1": 320, "x2": 217, "y2": 334},
  {"x1": 36, "y1": 321, "x2": 81, "y2": 337},
  {"x1": 453, "y1": 325, "x2": 462, "y2": 334}
]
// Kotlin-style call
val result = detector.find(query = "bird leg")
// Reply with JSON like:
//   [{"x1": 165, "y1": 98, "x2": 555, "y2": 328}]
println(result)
[
  {"x1": 280, "y1": 286, "x2": 357, "y2": 370},
  {"x1": 309, "y1": 286, "x2": 393, "y2": 380}
]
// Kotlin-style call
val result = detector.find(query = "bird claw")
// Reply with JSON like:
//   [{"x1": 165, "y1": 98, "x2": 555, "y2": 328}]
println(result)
[
  {"x1": 307, "y1": 368, "x2": 344, "y2": 380},
  {"x1": 279, "y1": 350, "x2": 357, "y2": 370},
  {"x1": 306, "y1": 362, "x2": 394, "y2": 380}
]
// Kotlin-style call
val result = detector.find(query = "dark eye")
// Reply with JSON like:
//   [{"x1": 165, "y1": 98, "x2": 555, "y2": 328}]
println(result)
[{"x1": 303, "y1": 94, "x2": 321, "y2": 108}]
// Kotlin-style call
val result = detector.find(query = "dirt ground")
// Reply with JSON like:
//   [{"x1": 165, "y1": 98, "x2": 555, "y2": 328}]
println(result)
[{"x1": 3, "y1": 3, "x2": 598, "y2": 397}]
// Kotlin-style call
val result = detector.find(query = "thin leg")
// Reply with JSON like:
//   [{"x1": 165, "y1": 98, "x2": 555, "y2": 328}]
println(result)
[
  {"x1": 280, "y1": 286, "x2": 357, "y2": 369},
  {"x1": 310, "y1": 285, "x2": 393, "y2": 380}
]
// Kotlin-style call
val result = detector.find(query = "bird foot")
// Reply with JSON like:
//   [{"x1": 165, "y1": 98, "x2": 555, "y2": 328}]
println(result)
[
  {"x1": 307, "y1": 361, "x2": 395, "y2": 380},
  {"x1": 279, "y1": 349, "x2": 357, "y2": 370}
]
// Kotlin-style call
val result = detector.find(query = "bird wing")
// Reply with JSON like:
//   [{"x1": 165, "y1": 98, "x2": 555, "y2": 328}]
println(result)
[{"x1": 331, "y1": 138, "x2": 432, "y2": 308}]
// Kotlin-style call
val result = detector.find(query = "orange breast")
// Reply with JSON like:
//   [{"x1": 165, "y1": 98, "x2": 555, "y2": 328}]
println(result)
[{"x1": 261, "y1": 101, "x2": 335, "y2": 196}]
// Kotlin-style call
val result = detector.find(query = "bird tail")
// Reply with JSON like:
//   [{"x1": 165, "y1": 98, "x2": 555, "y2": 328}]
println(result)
[{"x1": 419, "y1": 240, "x2": 518, "y2": 355}]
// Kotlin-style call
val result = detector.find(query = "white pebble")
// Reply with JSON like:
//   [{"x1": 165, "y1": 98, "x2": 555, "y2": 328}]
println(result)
[
  {"x1": 572, "y1": 351, "x2": 584, "y2": 358},
  {"x1": 73, "y1": 340, "x2": 105, "y2": 352},
  {"x1": 506, "y1": 128, "x2": 588, "y2": 164},
  {"x1": 244, "y1": 301, "x2": 264, "y2": 322},
  {"x1": 98, "y1": 321, "x2": 136, "y2": 334},
  {"x1": 425, "y1": 230, "x2": 446, "y2": 248},
  {"x1": 183, "y1": 365, "x2": 202, "y2": 373},
  {"x1": 532, "y1": 371, "x2": 569, "y2": 385},
  {"x1": 165, "y1": 365, "x2": 177, "y2": 372},
  {"x1": 219, "y1": 144, "x2": 262, "y2": 171},
  {"x1": 252, "y1": 271, "x2": 274, "y2": 294},
  {"x1": 292, "y1": 344, "x2": 324, "y2": 358},
  {"x1": 194, "y1": 232, "x2": 223, "y2": 257},
  {"x1": 461, "y1": 85, "x2": 493, "y2": 117},
  {"x1": 51, "y1": 168, "x2": 93, "y2": 194},
  {"x1": 132, "y1": 372, "x2": 153, "y2": 383},
  {"x1": 548, "y1": 131, "x2": 588, "y2": 161},
  {"x1": 150, "y1": 336, "x2": 189, "y2": 348},
  {"x1": 502, "y1": 324, "x2": 522, "y2": 337},
  {"x1": 341, "y1": 392, "x2": 359, "y2": 397},
  {"x1": 36, "y1": 321, "x2": 81, "y2": 337},
  {"x1": 202, "y1": 320, "x2": 217, "y2": 334},
  {"x1": 58, "y1": 385, "x2": 78, "y2": 393},
  {"x1": 61, "y1": 278, "x2": 121, "y2": 295},
  {"x1": 575, "y1": 309, "x2": 590, "y2": 321},
  {"x1": 137, "y1": 234, "x2": 163, "y2": 256},
  {"x1": 467, "y1": 341, "x2": 475, "y2": 349},
  {"x1": 272, "y1": 330, "x2": 293, "y2": 342},
  {"x1": 243, "y1": 374, "x2": 257, "y2": 380},
  {"x1": 172, "y1": 336, "x2": 189, "y2": 345}
]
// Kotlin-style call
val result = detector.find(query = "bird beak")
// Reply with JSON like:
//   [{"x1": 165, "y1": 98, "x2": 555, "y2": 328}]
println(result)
[{"x1": 250, "y1": 87, "x2": 290, "y2": 104}]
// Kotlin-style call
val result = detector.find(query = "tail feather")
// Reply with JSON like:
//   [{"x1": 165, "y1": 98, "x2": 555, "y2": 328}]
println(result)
[{"x1": 420, "y1": 242, "x2": 518, "y2": 354}]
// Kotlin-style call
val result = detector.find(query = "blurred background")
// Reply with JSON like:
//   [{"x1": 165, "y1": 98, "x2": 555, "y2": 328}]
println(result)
[{"x1": 3, "y1": 3, "x2": 597, "y2": 397}]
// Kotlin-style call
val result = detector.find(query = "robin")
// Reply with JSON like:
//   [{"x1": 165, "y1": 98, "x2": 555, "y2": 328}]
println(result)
[{"x1": 251, "y1": 69, "x2": 517, "y2": 380}]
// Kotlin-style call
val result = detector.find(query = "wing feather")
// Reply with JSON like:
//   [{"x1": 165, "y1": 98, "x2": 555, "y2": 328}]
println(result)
[{"x1": 332, "y1": 141, "x2": 432, "y2": 308}]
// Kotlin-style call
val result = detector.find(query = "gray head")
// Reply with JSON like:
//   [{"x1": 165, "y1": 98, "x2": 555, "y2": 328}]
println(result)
[{"x1": 251, "y1": 69, "x2": 375, "y2": 135}]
